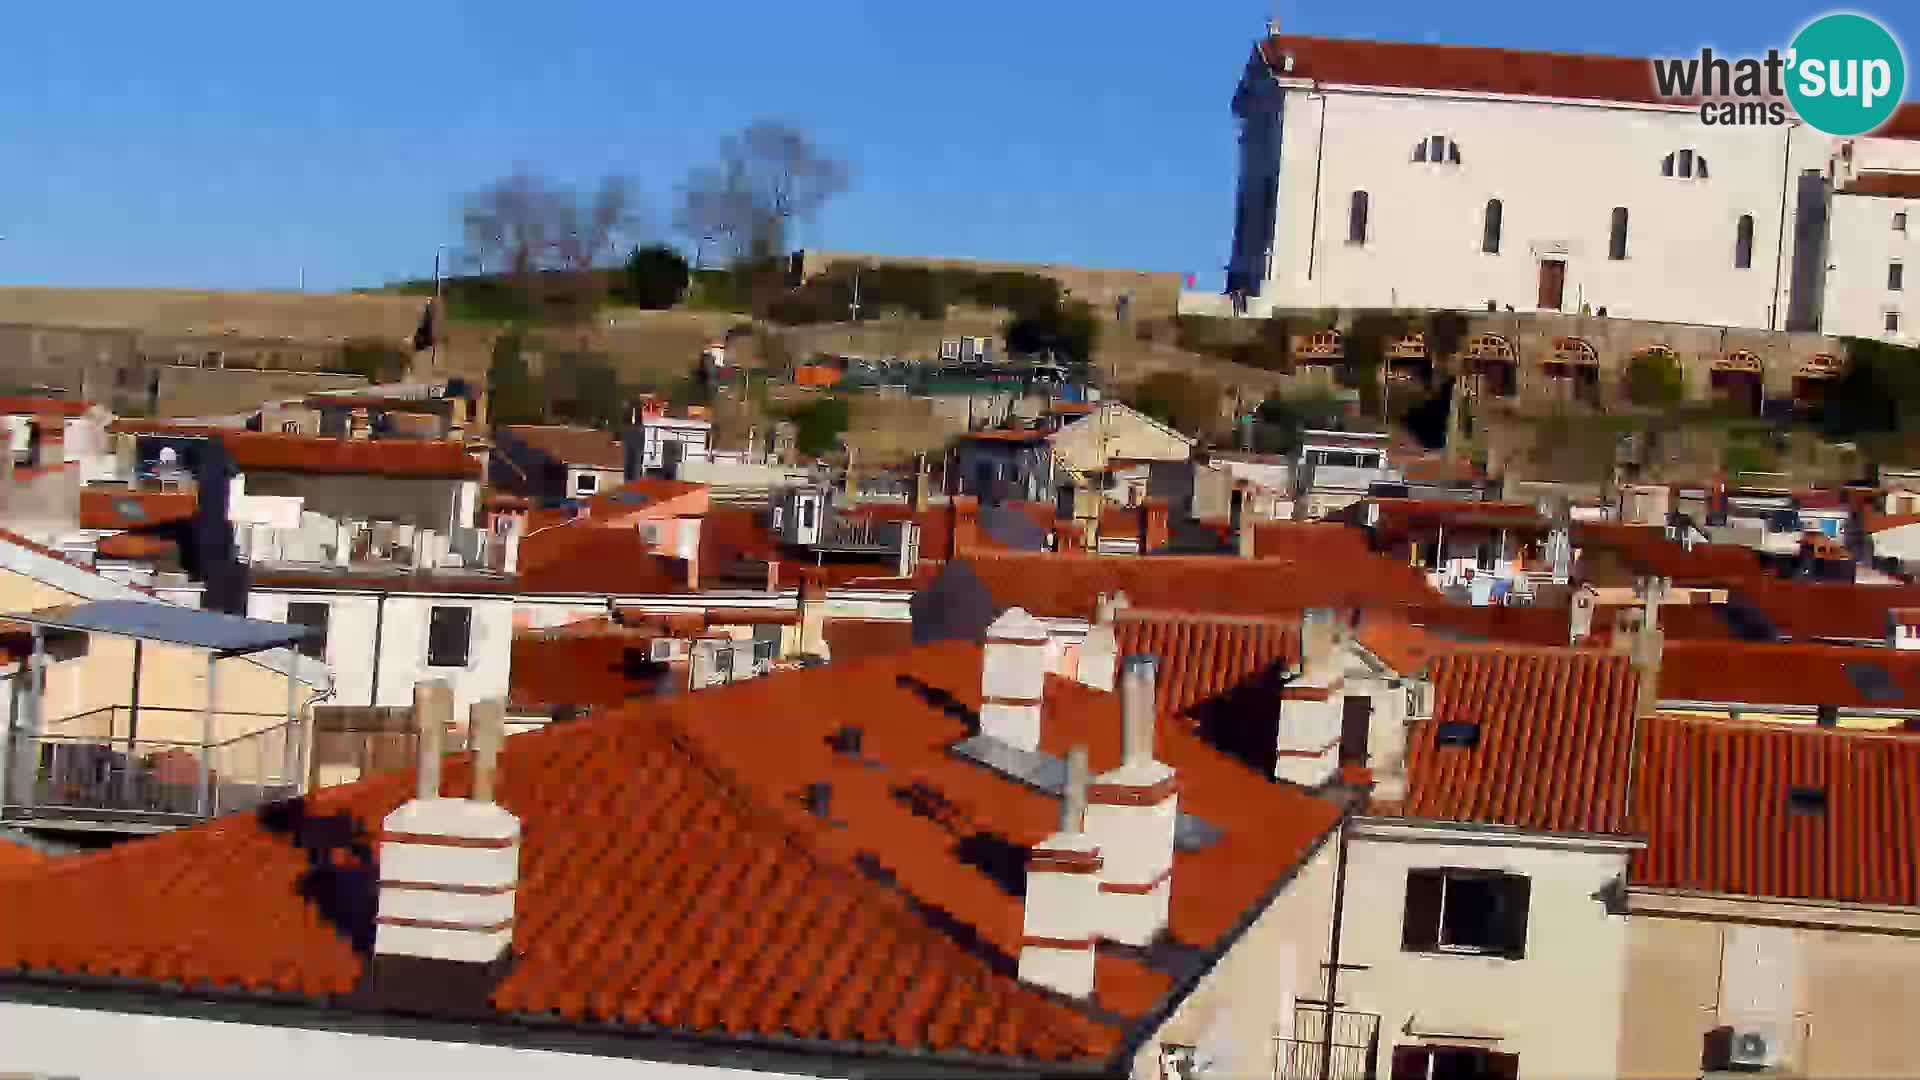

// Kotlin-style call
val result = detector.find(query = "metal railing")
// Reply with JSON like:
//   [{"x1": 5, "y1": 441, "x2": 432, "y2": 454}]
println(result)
[
  {"x1": 5, "y1": 714, "x2": 304, "y2": 826},
  {"x1": 1274, "y1": 1008, "x2": 1380, "y2": 1080}
]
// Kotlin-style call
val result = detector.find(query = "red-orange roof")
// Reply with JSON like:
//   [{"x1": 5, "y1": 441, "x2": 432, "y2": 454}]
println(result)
[
  {"x1": 1354, "y1": 611, "x2": 1452, "y2": 676},
  {"x1": 1260, "y1": 33, "x2": 1671, "y2": 103},
  {"x1": 517, "y1": 525, "x2": 692, "y2": 594},
  {"x1": 0, "y1": 396, "x2": 93, "y2": 418},
  {"x1": 1735, "y1": 579, "x2": 1920, "y2": 642},
  {"x1": 823, "y1": 618, "x2": 916, "y2": 662},
  {"x1": 499, "y1": 425, "x2": 626, "y2": 470},
  {"x1": 1847, "y1": 172, "x2": 1920, "y2": 198},
  {"x1": 1116, "y1": 610, "x2": 1299, "y2": 723},
  {"x1": 78, "y1": 489, "x2": 197, "y2": 531},
  {"x1": 956, "y1": 550, "x2": 1440, "y2": 619},
  {"x1": 0, "y1": 838, "x2": 46, "y2": 876},
  {"x1": 0, "y1": 642, "x2": 1342, "y2": 1063},
  {"x1": 960, "y1": 428, "x2": 1049, "y2": 444},
  {"x1": 1574, "y1": 523, "x2": 1766, "y2": 584},
  {"x1": 507, "y1": 631, "x2": 670, "y2": 709},
  {"x1": 1409, "y1": 602, "x2": 1573, "y2": 647},
  {"x1": 222, "y1": 432, "x2": 479, "y2": 479},
  {"x1": 1659, "y1": 640, "x2": 1920, "y2": 709},
  {"x1": 1250, "y1": 521, "x2": 1373, "y2": 559},
  {"x1": 1396, "y1": 647, "x2": 1637, "y2": 834},
  {"x1": 1633, "y1": 716, "x2": 1920, "y2": 904}
]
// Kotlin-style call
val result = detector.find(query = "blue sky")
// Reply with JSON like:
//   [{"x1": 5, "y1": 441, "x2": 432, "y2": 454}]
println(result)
[{"x1": 0, "y1": 1, "x2": 1912, "y2": 292}]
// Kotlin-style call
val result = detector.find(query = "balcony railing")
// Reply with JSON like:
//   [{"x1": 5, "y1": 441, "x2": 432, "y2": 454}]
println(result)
[
  {"x1": 3, "y1": 710, "x2": 304, "y2": 831},
  {"x1": 1274, "y1": 1008, "x2": 1379, "y2": 1080}
]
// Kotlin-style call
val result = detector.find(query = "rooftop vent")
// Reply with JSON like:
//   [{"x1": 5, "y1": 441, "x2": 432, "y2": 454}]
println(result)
[
  {"x1": 829, "y1": 724, "x2": 864, "y2": 757},
  {"x1": 948, "y1": 734, "x2": 1222, "y2": 851},
  {"x1": 1787, "y1": 785, "x2": 1828, "y2": 816},
  {"x1": 1435, "y1": 721, "x2": 1482, "y2": 748},
  {"x1": 803, "y1": 781, "x2": 834, "y2": 820}
]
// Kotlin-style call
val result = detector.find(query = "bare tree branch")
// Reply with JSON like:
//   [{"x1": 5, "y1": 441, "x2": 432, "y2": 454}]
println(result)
[
  {"x1": 675, "y1": 121, "x2": 849, "y2": 265},
  {"x1": 460, "y1": 171, "x2": 644, "y2": 321}
]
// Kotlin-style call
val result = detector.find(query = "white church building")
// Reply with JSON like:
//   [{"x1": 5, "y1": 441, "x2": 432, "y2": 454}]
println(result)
[{"x1": 1219, "y1": 27, "x2": 1920, "y2": 346}]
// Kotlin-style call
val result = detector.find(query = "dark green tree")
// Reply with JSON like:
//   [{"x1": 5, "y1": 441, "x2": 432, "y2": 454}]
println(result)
[
  {"x1": 1623, "y1": 349, "x2": 1686, "y2": 408},
  {"x1": 338, "y1": 337, "x2": 410, "y2": 382},
  {"x1": 486, "y1": 331, "x2": 544, "y2": 426},
  {"x1": 1004, "y1": 300, "x2": 1100, "y2": 364},
  {"x1": 787, "y1": 396, "x2": 851, "y2": 458},
  {"x1": 621, "y1": 244, "x2": 691, "y2": 309},
  {"x1": 1128, "y1": 371, "x2": 1222, "y2": 438}
]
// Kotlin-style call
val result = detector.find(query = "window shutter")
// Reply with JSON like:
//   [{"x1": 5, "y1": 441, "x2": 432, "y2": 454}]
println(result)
[
  {"x1": 1403, "y1": 869, "x2": 1443, "y2": 951},
  {"x1": 1500, "y1": 874, "x2": 1532, "y2": 959},
  {"x1": 1390, "y1": 1045, "x2": 1432, "y2": 1080}
]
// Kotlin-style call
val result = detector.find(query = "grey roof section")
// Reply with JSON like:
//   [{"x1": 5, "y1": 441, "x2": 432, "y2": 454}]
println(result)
[
  {"x1": 975, "y1": 503, "x2": 1050, "y2": 552},
  {"x1": 948, "y1": 733, "x2": 1223, "y2": 851},
  {"x1": 910, "y1": 561, "x2": 1000, "y2": 645},
  {"x1": 11, "y1": 599, "x2": 310, "y2": 654}
]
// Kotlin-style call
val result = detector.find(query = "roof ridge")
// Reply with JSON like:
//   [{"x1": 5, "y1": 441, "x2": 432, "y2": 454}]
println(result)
[
  {"x1": 1266, "y1": 31, "x2": 1647, "y2": 65},
  {"x1": 1651, "y1": 711, "x2": 1920, "y2": 743}
]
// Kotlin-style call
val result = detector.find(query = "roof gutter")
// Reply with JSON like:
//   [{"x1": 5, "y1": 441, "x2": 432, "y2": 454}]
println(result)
[{"x1": 0, "y1": 976, "x2": 1117, "y2": 1080}]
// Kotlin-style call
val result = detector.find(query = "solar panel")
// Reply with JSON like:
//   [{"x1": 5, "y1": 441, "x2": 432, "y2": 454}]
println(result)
[
  {"x1": 1435, "y1": 721, "x2": 1482, "y2": 748},
  {"x1": 1844, "y1": 662, "x2": 1904, "y2": 703},
  {"x1": 948, "y1": 734, "x2": 1223, "y2": 851}
]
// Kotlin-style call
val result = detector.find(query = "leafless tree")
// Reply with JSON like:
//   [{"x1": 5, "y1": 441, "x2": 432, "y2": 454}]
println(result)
[
  {"x1": 460, "y1": 170, "x2": 643, "y2": 320},
  {"x1": 675, "y1": 121, "x2": 850, "y2": 265}
]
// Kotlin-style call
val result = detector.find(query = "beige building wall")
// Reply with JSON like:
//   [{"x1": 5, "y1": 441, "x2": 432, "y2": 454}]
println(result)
[
  {"x1": 1622, "y1": 903, "x2": 1920, "y2": 1079},
  {"x1": 0, "y1": 565, "x2": 318, "y2": 746},
  {"x1": 1335, "y1": 826, "x2": 1635, "y2": 1079},
  {"x1": 1132, "y1": 832, "x2": 1341, "y2": 1079},
  {"x1": 1051, "y1": 406, "x2": 1194, "y2": 477}
]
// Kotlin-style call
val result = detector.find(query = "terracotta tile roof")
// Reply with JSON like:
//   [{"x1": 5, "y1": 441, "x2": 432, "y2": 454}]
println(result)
[
  {"x1": 1363, "y1": 499, "x2": 1549, "y2": 536},
  {"x1": 1115, "y1": 610, "x2": 1299, "y2": 722},
  {"x1": 1632, "y1": 716, "x2": 1920, "y2": 904},
  {"x1": 1250, "y1": 521, "x2": 1372, "y2": 559},
  {"x1": 1255, "y1": 33, "x2": 1853, "y2": 113},
  {"x1": 0, "y1": 396, "x2": 94, "y2": 418},
  {"x1": 959, "y1": 428, "x2": 1049, "y2": 444},
  {"x1": 1847, "y1": 172, "x2": 1920, "y2": 198},
  {"x1": 507, "y1": 631, "x2": 669, "y2": 709},
  {"x1": 955, "y1": 550, "x2": 1440, "y2": 619},
  {"x1": 518, "y1": 525, "x2": 692, "y2": 595},
  {"x1": 78, "y1": 489, "x2": 197, "y2": 531},
  {"x1": 1574, "y1": 523, "x2": 1766, "y2": 585},
  {"x1": 1587, "y1": 602, "x2": 1736, "y2": 644},
  {"x1": 823, "y1": 618, "x2": 916, "y2": 662},
  {"x1": 1353, "y1": 611, "x2": 1452, "y2": 676},
  {"x1": 95, "y1": 533, "x2": 180, "y2": 562},
  {"x1": 221, "y1": 432, "x2": 480, "y2": 479},
  {"x1": 0, "y1": 643, "x2": 1342, "y2": 1064},
  {"x1": 1733, "y1": 579, "x2": 1920, "y2": 642},
  {"x1": 499, "y1": 425, "x2": 626, "y2": 470},
  {"x1": 698, "y1": 507, "x2": 782, "y2": 575},
  {"x1": 1863, "y1": 510, "x2": 1920, "y2": 536},
  {"x1": 1397, "y1": 647, "x2": 1637, "y2": 834},
  {"x1": 1098, "y1": 505, "x2": 1142, "y2": 539},
  {"x1": 106, "y1": 419, "x2": 222, "y2": 437},
  {"x1": 1658, "y1": 640, "x2": 1920, "y2": 709}
]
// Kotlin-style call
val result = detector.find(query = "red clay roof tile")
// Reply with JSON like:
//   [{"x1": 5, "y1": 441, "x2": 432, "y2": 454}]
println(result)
[
  {"x1": 823, "y1": 618, "x2": 917, "y2": 662},
  {"x1": 499, "y1": 425, "x2": 626, "y2": 470},
  {"x1": 956, "y1": 550, "x2": 1439, "y2": 620},
  {"x1": 1115, "y1": 610, "x2": 1299, "y2": 723},
  {"x1": 221, "y1": 432, "x2": 480, "y2": 479},
  {"x1": 1658, "y1": 640, "x2": 1920, "y2": 709},
  {"x1": 1733, "y1": 579, "x2": 1920, "y2": 643},
  {"x1": 1399, "y1": 647, "x2": 1637, "y2": 834},
  {"x1": 1632, "y1": 716, "x2": 1920, "y2": 904},
  {"x1": 0, "y1": 397, "x2": 94, "y2": 418},
  {"x1": 1574, "y1": 523, "x2": 1767, "y2": 584},
  {"x1": 1848, "y1": 172, "x2": 1920, "y2": 197},
  {"x1": 78, "y1": 489, "x2": 197, "y2": 531},
  {"x1": 517, "y1": 525, "x2": 692, "y2": 594},
  {"x1": 0, "y1": 642, "x2": 1342, "y2": 1063}
]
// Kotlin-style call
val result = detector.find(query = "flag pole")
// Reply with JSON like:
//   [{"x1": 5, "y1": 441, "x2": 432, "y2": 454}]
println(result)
[{"x1": 432, "y1": 251, "x2": 443, "y2": 373}]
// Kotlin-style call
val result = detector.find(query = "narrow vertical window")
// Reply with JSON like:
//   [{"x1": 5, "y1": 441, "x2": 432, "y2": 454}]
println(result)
[
  {"x1": 1609, "y1": 207, "x2": 1630, "y2": 261},
  {"x1": 1891, "y1": 262, "x2": 1905, "y2": 291},
  {"x1": 1482, "y1": 199, "x2": 1503, "y2": 255},
  {"x1": 1349, "y1": 190, "x2": 1370, "y2": 245},
  {"x1": 1734, "y1": 214, "x2": 1754, "y2": 269},
  {"x1": 1429, "y1": 135, "x2": 1445, "y2": 163},
  {"x1": 1678, "y1": 149, "x2": 1694, "y2": 178}
]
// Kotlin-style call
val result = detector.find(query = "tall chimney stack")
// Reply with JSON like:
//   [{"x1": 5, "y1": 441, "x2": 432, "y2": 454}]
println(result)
[
  {"x1": 1018, "y1": 745, "x2": 1101, "y2": 998},
  {"x1": 981, "y1": 607, "x2": 1050, "y2": 750},
  {"x1": 366, "y1": 682, "x2": 522, "y2": 1012},
  {"x1": 1081, "y1": 656, "x2": 1178, "y2": 946}
]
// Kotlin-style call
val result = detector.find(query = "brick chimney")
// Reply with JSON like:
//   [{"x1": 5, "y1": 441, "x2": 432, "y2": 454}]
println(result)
[
  {"x1": 1018, "y1": 745, "x2": 1101, "y2": 998},
  {"x1": 1629, "y1": 577, "x2": 1666, "y2": 716},
  {"x1": 1081, "y1": 656, "x2": 1178, "y2": 946},
  {"x1": 364, "y1": 684, "x2": 521, "y2": 1015},
  {"x1": 982, "y1": 607, "x2": 1050, "y2": 750},
  {"x1": 1141, "y1": 499, "x2": 1169, "y2": 553},
  {"x1": 951, "y1": 495, "x2": 981, "y2": 556},
  {"x1": 1076, "y1": 593, "x2": 1128, "y2": 692}
]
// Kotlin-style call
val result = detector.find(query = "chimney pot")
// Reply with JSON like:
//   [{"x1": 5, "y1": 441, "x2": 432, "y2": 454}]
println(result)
[
  {"x1": 805, "y1": 781, "x2": 833, "y2": 819},
  {"x1": 1120, "y1": 655, "x2": 1158, "y2": 765},
  {"x1": 1059, "y1": 745, "x2": 1089, "y2": 833},
  {"x1": 413, "y1": 679, "x2": 452, "y2": 800},
  {"x1": 831, "y1": 724, "x2": 864, "y2": 757},
  {"x1": 469, "y1": 698, "x2": 507, "y2": 803}
]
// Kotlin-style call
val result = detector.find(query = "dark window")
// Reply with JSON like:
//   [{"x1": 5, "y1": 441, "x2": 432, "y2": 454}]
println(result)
[
  {"x1": 286, "y1": 602, "x2": 329, "y2": 661},
  {"x1": 1735, "y1": 214, "x2": 1755, "y2": 269},
  {"x1": 1392, "y1": 1045, "x2": 1520, "y2": 1080},
  {"x1": 1697, "y1": 156, "x2": 1709, "y2": 179},
  {"x1": 1448, "y1": 141, "x2": 1461, "y2": 165},
  {"x1": 1788, "y1": 785, "x2": 1829, "y2": 815},
  {"x1": 427, "y1": 606, "x2": 472, "y2": 668},
  {"x1": 1482, "y1": 199, "x2": 1503, "y2": 254},
  {"x1": 575, "y1": 472, "x2": 599, "y2": 495},
  {"x1": 1349, "y1": 191, "x2": 1370, "y2": 245},
  {"x1": 1609, "y1": 207, "x2": 1630, "y2": 260},
  {"x1": 1662, "y1": 153, "x2": 1675, "y2": 177},
  {"x1": 1897, "y1": 211, "x2": 1909, "y2": 233},
  {"x1": 1435, "y1": 721, "x2": 1481, "y2": 748},
  {"x1": 1678, "y1": 149, "x2": 1694, "y2": 177},
  {"x1": 1402, "y1": 868, "x2": 1530, "y2": 958},
  {"x1": 1892, "y1": 263, "x2": 1905, "y2": 291},
  {"x1": 1413, "y1": 140, "x2": 1428, "y2": 163},
  {"x1": 1890, "y1": 310, "x2": 1903, "y2": 334},
  {"x1": 1340, "y1": 696, "x2": 1372, "y2": 765},
  {"x1": 1430, "y1": 135, "x2": 1445, "y2": 163}
]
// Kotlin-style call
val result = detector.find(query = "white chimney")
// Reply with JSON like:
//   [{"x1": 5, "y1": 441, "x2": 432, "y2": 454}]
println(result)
[
  {"x1": 1082, "y1": 656, "x2": 1177, "y2": 946},
  {"x1": 1018, "y1": 745, "x2": 1101, "y2": 998},
  {"x1": 1276, "y1": 610, "x2": 1345, "y2": 787},
  {"x1": 374, "y1": 682, "x2": 521, "y2": 967},
  {"x1": 982, "y1": 607, "x2": 1050, "y2": 751},
  {"x1": 1077, "y1": 593, "x2": 1126, "y2": 692}
]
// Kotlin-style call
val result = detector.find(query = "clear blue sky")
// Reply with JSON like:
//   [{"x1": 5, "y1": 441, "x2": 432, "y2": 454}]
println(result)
[{"x1": 0, "y1": 1, "x2": 1911, "y2": 293}]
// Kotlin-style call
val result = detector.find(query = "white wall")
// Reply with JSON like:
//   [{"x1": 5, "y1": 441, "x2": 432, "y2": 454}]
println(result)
[
  {"x1": 1871, "y1": 522, "x2": 1920, "y2": 565},
  {"x1": 0, "y1": 1002, "x2": 806, "y2": 1080},
  {"x1": 248, "y1": 590, "x2": 513, "y2": 717},
  {"x1": 1337, "y1": 825, "x2": 1634, "y2": 1079},
  {"x1": 1824, "y1": 191, "x2": 1919, "y2": 345}
]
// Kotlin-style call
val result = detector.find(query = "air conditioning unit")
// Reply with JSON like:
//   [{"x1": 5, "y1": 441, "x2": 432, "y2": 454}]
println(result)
[
  {"x1": 649, "y1": 638, "x2": 687, "y2": 663},
  {"x1": 1706, "y1": 1024, "x2": 1784, "y2": 1072}
]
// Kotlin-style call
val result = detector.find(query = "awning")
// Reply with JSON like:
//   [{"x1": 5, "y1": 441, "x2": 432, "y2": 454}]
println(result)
[{"x1": 10, "y1": 599, "x2": 310, "y2": 655}]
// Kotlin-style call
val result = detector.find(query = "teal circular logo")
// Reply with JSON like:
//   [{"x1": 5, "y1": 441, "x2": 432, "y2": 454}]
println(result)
[{"x1": 1787, "y1": 13, "x2": 1906, "y2": 136}]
